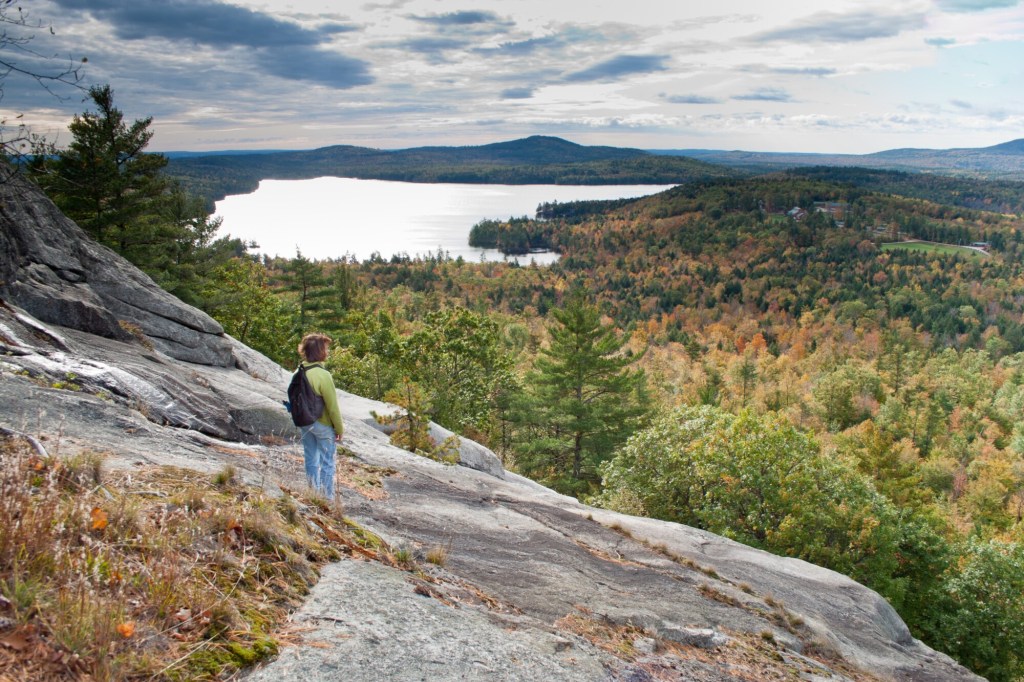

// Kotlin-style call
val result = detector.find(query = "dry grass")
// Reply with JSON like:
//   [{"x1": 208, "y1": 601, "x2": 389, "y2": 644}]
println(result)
[
  {"x1": 335, "y1": 458, "x2": 397, "y2": 501},
  {"x1": 698, "y1": 583, "x2": 741, "y2": 607},
  {"x1": 0, "y1": 431, "x2": 877, "y2": 681},
  {"x1": 555, "y1": 607, "x2": 883, "y2": 682},
  {"x1": 607, "y1": 521, "x2": 633, "y2": 538},
  {"x1": 555, "y1": 606, "x2": 649, "y2": 662},
  {"x1": 593, "y1": 513, "x2": 864, "y2": 678},
  {"x1": 117, "y1": 320, "x2": 154, "y2": 350},
  {"x1": 0, "y1": 435, "x2": 384, "y2": 681},
  {"x1": 424, "y1": 541, "x2": 451, "y2": 567},
  {"x1": 604, "y1": 522, "x2": 727, "y2": 583},
  {"x1": 761, "y1": 595, "x2": 805, "y2": 634}
]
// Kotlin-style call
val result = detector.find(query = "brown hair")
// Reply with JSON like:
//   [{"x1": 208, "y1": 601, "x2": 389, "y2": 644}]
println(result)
[{"x1": 298, "y1": 333, "x2": 331, "y2": 362}]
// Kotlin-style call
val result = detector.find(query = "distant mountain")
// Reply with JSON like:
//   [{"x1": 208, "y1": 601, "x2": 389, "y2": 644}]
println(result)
[
  {"x1": 653, "y1": 139, "x2": 1024, "y2": 180},
  {"x1": 166, "y1": 136, "x2": 735, "y2": 207},
  {"x1": 978, "y1": 138, "x2": 1024, "y2": 155},
  {"x1": 414, "y1": 136, "x2": 648, "y2": 164}
]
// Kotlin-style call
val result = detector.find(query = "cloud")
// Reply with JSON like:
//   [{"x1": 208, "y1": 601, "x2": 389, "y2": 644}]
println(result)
[
  {"x1": 662, "y1": 94, "x2": 721, "y2": 104},
  {"x1": 318, "y1": 23, "x2": 360, "y2": 35},
  {"x1": 49, "y1": 0, "x2": 372, "y2": 88},
  {"x1": 751, "y1": 10, "x2": 927, "y2": 43},
  {"x1": 397, "y1": 37, "x2": 470, "y2": 54},
  {"x1": 361, "y1": 0, "x2": 413, "y2": 10},
  {"x1": 53, "y1": 0, "x2": 308, "y2": 48},
  {"x1": 564, "y1": 55, "x2": 669, "y2": 83},
  {"x1": 501, "y1": 87, "x2": 534, "y2": 99},
  {"x1": 949, "y1": 98, "x2": 973, "y2": 108},
  {"x1": 925, "y1": 36, "x2": 958, "y2": 46},
  {"x1": 260, "y1": 46, "x2": 373, "y2": 87},
  {"x1": 669, "y1": 13, "x2": 762, "y2": 31},
  {"x1": 935, "y1": 0, "x2": 1020, "y2": 11},
  {"x1": 475, "y1": 25, "x2": 627, "y2": 58},
  {"x1": 792, "y1": 114, "x2": 844, "y2": 128},
  {"x1": 477, "y1": 35, "x2": 568, "y2": 56},
  {"x1": 394, "y1": 10, "x2": 518, "y2": 58},
  {"x1": 410, "y1": 10, "x2": 512, "y2": 28},
  {"x1": 738, "y1": 65, "x2": 837, "y2": 77},
  {"x1": 733, "y1": 87, "x2": 794, "y2": 102},
  {"x1": 769, "y1": 67, "x2": 837, "y2": 76}
]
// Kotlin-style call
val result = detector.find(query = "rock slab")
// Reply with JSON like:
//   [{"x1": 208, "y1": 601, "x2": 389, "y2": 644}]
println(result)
[{"x1": 0, "y1": 169, "x2": 234, "y2": 366}]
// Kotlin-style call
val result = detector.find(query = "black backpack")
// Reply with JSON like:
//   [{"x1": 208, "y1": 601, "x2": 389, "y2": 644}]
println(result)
[{"x1": 286, "y1": 364, "x2": 325, "y2": 427}]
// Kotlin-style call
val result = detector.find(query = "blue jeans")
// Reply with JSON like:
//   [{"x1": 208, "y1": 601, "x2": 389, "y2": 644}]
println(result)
[{"x1": 300, "y1": 420, "x2": 336, "y2": 499}]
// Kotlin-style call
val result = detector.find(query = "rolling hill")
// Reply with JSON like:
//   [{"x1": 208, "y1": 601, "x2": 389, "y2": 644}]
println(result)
[
  {"x1": 165, "y1": 135, "x2": 736, "y2": 207},
  {"x1": 655, "y1": 138, "x2": 1024, "y2": 180}
]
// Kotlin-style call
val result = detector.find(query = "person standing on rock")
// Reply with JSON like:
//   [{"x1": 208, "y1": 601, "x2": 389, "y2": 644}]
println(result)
[{"x1": 296, "y1": 333, "x2": 344, "y2": 499}]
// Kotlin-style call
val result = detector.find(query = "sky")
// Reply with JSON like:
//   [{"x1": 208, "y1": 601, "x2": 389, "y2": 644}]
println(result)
[{"x1": 2, "y1": 0, "x2": 1023, "y2": 153}]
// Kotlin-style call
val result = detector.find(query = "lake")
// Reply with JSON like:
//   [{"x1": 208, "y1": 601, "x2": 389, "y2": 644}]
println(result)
[{"x1": 213, "y1": 178, "x2": 676, "y2": 264}]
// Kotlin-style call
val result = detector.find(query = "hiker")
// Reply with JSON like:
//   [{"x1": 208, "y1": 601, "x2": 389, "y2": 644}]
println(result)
[{"x1": 294, "y1": 333, "x2": 344, "y2": 498}]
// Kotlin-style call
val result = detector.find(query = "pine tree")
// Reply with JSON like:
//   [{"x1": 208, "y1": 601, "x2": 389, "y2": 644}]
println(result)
[
  {"x1": 29, "y1": 84, "x2": 237, "y2": 302},
  {"x1": 514, "y1": 292, "x2": 649, "y2": 496},
  {"x1": 330, "y1": 260, "x2": 360, "y2": 315},
  {"x1": 278, "y1": 250, "x2": 331, "y2": 333},
  {"x1": 35, "y1": 85, "x2": 170, "y2": 254}
]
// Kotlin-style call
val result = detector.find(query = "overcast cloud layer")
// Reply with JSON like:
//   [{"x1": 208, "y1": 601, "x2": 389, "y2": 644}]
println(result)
[{"x1": 3, "y1": 0, "x2": 1022, "y2": 152}]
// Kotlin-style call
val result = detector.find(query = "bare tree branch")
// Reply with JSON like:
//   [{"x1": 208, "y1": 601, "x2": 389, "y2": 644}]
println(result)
[{"x1": 0, "y1": 1, "x2": 87, "y2": 161}]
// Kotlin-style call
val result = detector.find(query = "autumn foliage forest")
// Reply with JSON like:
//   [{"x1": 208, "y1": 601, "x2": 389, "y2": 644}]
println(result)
[
  {"x1": 21, "y1": 86, "x2": 1024, "y2": 680},
  {"x1": 225, "y1": 172, "x2": 1024, "y2": 681}
]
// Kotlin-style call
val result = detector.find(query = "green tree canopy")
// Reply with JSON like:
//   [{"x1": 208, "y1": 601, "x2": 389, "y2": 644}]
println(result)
[
  {"x1": 326, "y1": 305, "x2": 519, "y2": 447},
  {"x1": 595, "y1": 405, "x2": 912, "y2": 604},
  {"x1": 513, "y1": 292, "x2": 649, "y2": 496},
  {"x1": 924, "y1": 538, "x2": 1024, "y2": 682},
  {"x1": 402, "y1": 306, "x2": 516, "y2": 435},
  {"x1": 202, "y1": 258, "x2": 294, "y2": 366},
  {"x1": 328, "y1": 308, "x2": 403, "y2": 400}
]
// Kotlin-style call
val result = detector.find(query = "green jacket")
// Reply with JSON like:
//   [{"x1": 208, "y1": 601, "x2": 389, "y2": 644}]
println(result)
[{"x1": 301, "y1": 362, "x2": 344, "y2": 436}]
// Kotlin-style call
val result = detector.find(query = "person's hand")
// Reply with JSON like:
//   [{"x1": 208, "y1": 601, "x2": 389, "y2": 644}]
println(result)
[{"x1": 335, "y1": 433, "x2": 342, "y2": 443}]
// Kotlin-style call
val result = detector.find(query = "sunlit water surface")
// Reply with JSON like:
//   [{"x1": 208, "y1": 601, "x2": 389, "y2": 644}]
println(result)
[{"x1": 213, "y1": 178, "x2": 676, "y2": 265}]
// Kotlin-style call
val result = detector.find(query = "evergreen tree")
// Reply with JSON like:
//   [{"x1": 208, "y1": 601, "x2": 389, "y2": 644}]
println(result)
[
  {"x1": 731, "y1": 350, "x2": 758, "y2": 407},
  {"x1": 155, "y1": 185, "x2": 241, "y2": 306},
  {"x1": 514, "y1": 292, "x2": 649, "y2": 496},
  {"x1": 330, "y1": 260, "x2": 360, "y2": 318},
  {"x1": 877, "y1": 327, "x2": 922, "y2": 396},
  {"x1": 278, "y1": 250, "x2": 331, "y2": 333},
  {"x1": 35, "y1": 85, "x2": 170, "y2": 253},
  {"x1": 697, "y1": 365, "x2": 723, "y2": 406},
  {"x1": 29, "y1": 84, "x2": 239, "y2": 302}
]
